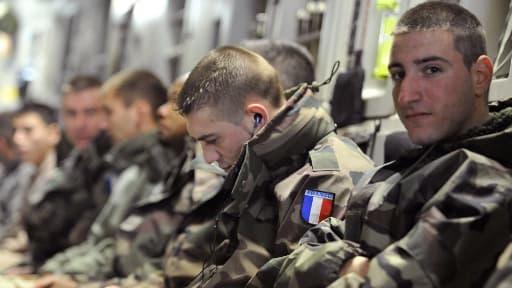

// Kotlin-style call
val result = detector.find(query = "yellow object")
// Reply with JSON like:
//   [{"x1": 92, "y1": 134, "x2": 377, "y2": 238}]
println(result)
[
  {"x1": 382, "y1": 16, "x2": 398, "y2": 35},
  {"x1": 372, "y1": 14, "x2": 398, "y2": 79},
  {"x1": 0, "y1": 86, "x2": 19, "y2": 101},
  {"x1": 376, "y1": 0, "x2": 398, "y2": 11},
  {"x1": 373, "y1": 39, "x2": 393, "y2": 79}
]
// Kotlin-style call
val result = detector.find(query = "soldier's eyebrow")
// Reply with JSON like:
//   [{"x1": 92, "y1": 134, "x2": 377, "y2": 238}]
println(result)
[
  {"x1": 388, "y1": 56, "x2": 450, "y2": 70},
  {"x1": 388, "y1": 62, "x2": 403, "y2": 70},
  {"x1": 196, "y1": 133, "x2": 216, "y2": 142},
  {"x1": 414, "y1": 56, "x2": 451, "y2": 65}
]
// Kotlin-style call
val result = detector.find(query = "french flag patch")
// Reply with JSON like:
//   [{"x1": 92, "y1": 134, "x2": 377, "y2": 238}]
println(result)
[{"x1": 301, "y1": 189, "x2": 335, "y2": 225}]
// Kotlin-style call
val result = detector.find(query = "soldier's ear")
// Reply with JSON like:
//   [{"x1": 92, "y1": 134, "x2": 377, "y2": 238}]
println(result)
[
  {"x1": 245, "y1": 104, "x2": 269, "y2": 127},
  {"x1": 472, "y1": 55, "x2": 493, "y2": 98}
]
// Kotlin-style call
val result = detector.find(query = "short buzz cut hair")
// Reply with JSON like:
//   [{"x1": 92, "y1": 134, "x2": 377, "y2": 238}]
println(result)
[
  {"x1": 241, "y1": 39, "x2": 315, "y2": 90},
  {"x1": 177, "y1": 46, "x2": 284, "y2": 122},
  {"x1": 14, "y1": 102, "x2": 58, "y2": 125},
  {"x1": 62, "y1": 75, "x2": 102, "y2": 95},
  {"x1": 102, "y1": 69, "x2": 167, "y2": 121},
  {"x1": 393, "y1": 1, "x2": 486, "y2": 70}
]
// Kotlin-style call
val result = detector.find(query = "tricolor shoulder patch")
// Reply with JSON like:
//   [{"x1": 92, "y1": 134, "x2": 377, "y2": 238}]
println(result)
[{"x1": 301, "y1": 189, "x2": 335, "y2": 225}]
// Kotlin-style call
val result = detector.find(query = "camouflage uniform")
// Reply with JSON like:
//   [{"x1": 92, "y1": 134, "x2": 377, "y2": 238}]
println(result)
[
  {"x1": 252, "y1": 98, "x2": 512, "y2": 287},
  {"x1": 38, "y1": 131, "x2": 186, "y2": 279},
  {"x1": 113, "y1": 141, "x2": 224, "y2": 279},
  {"x1": 164, "y1": 86, "x2": 374, "y2": 288},
  {"x1": 74, "y1": 142, "x2": 226, "y2": 287},
  {"x1": 24, "y1": 130, "x2": 112, "y2": 268}
]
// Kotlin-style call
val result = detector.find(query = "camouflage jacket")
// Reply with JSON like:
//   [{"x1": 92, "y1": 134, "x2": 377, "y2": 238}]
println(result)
[
  {"x1": 165, "y1": 86, "x2": 374, "y2": 288},
  {"x1": 24, "y1": 130, "x2": 112, "y2": 268},
  {"x1": 111, "y1": 140, "x2": 224, "y2": 279},
  {"x1": 73, "y1": 141, "x2": 226, "y2": 287},
  {"x1": 39, "y1": 131, "x2": 186, "y2": 279},
  {"x1": 254, "y1": 98, "x2": 512, "y2": 287}
]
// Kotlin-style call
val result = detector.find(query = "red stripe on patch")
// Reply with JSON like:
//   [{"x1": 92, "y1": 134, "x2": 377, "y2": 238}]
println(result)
[{"x1": 319, "y1": 199, "x2": 332, "y2": 222}]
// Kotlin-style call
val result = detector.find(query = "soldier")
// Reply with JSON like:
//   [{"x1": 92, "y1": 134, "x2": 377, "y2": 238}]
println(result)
[
  {"x1": 250, "y1": 2, "x2": 512, "y2": 287},
  {"x1": 0, "y1": 104, "x2": 51, "y2": 270},
  {"x1": 32, "y1": 69, "x2": 185, "y2": 287},
  {"x1": 163, "y1": 46, "x2": 373, "y2": 288},
  {"x1": 0, "y1": 103, "x2": 61, "y2": 263},
  {"x1": 23, "y1": 75, "x2": 110, "y2": 269}
]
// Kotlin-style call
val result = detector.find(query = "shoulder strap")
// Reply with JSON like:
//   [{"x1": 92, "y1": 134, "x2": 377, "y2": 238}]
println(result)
[{"x1": 343, "y1": 166, "x2": 380, "y2": 242}]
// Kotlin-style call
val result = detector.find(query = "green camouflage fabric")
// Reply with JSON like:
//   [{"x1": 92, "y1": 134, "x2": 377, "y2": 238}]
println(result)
[
  {"x1": 24, "y1": 130, "x2": 112, "y2": 268},
  {"x1": 164, "y1": 85, "x2": 374, "y2": 288},
  {"x1": 112, "y1": 140, "x2": 224, "y2": 279},
  {"x1": 38, "y1": 131, "x2": 186, "y2": 280},
  {"x1": 72, "y1": 142, "x2": 226, "y2": 287},
  {"x1": 252, "y1": 98, "x2": 512, "y2": 287}
]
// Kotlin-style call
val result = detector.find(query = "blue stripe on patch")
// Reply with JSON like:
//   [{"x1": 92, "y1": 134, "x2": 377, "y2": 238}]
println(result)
[{"x1": 301, "y1": 194, "x2": 313, "y2": 222}]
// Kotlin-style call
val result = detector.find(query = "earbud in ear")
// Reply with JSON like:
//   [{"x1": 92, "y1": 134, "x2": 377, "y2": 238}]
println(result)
[
  {"x1": 254, "y1": 113, "x2": 262, "y2": 126},
  {"x1": 250, "y1": 113, "x2": 263, "y2": 137}
]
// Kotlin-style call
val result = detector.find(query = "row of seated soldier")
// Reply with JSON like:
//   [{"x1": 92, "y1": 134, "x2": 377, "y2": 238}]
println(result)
[{"x1": 0, "y1": 2, "x2": 511, "y2": 287}]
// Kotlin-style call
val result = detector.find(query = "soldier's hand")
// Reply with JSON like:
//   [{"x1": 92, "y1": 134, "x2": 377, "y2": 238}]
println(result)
[
  {"x1": 339, "y1": 256, "x2": 370, "y2": 277},
  {"x1": 32, "y1": 275, "x2": 78, "y2": 288}
]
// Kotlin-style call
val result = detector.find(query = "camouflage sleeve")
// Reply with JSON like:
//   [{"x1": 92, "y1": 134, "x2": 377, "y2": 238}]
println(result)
[
  {"x1": 192, "y1": 236, "x2": 279, "y2": 288},
  {"x1": 39, "y1": 239, "x2": 90, "y2": 272},
  {"x1": 247, "y1": 218, "x2": 366, "y2": 288},
  {"x1": 164, "y1": 201, "x2": 280, "y2": 288},
  {"x1": 26, "y1": 184, "x2": 98, "y2": 268},
  {"x1": 39, "y1": 166, "x2": 151, "y2": 280},
  {"x1": 114, "y1": 211, "x2": 185, "y2": 278},
  {"x1": 272, "y1": 151, "x2": 512, "y2": 288},
  {"x1": 39, "y1": 237, "x2": 116, "y2": 281},
  {"x1": 25, "y1": 152, "x2": 106, "y2": 268},
  {"x1": 164, "y1": 220, "x2": 216, "y2": 288},
  {"x1": 325, "y1": 152, "x2": 512, "y2": 288}
]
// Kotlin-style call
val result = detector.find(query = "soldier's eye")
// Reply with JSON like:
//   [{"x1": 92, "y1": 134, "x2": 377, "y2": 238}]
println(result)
[
  {"x1": 425, "y1": 66, "x2": 442, "y2": 75},
  {"x1": 205, "y1": 138, "x2": 218, "y2": 145},
  {"x1": 390, "y1": 70, "x2": 405, "y2": 81}
]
